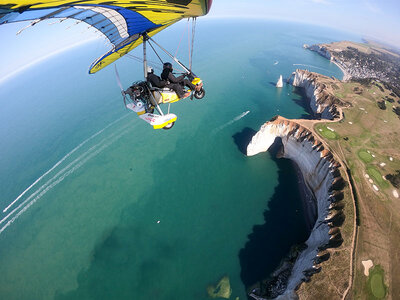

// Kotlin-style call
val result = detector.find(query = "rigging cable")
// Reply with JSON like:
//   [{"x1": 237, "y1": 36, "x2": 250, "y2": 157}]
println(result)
[
  {"x1": 125, "y1": 53, "x2": 162, "y2": 71},
  {"x1": 187, "y1": 18, "x2": 191, "y2": 71},
  {"x1": 174, "y1": 19, "x2": 188, "y2": 58},
  {"x1": 189, "y1": 17, "x2": 197, "y2": 71},
  {"x1": 147, "y1": 39, "x2": 164, "y2": 65}
]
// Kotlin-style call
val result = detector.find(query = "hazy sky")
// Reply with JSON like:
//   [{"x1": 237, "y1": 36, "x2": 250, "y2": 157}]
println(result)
[
  {"x1": 208, "y1": 0, "x2": 400, "y2": 47},
  {"x1": 0, "y1": 0, "x2": 399, "y2": 82}
]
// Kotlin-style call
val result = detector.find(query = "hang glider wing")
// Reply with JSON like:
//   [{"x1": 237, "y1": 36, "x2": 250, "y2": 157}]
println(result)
[{"x1": 0, "y1": 0, "x2": 213, "y2": 73}]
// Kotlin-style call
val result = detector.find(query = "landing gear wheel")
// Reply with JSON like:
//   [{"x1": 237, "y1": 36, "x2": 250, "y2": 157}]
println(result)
[
  {"x1": 194, "y1": 88, "x2": 205, "y2": 99},
  {"x1": 163, "y1": 122, "x2": 175, "y2": 130}
]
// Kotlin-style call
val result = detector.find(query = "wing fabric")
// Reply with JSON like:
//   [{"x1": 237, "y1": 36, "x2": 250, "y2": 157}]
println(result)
[{"x1": 0, "y1": 0, "x2": 212, "y2": 73}]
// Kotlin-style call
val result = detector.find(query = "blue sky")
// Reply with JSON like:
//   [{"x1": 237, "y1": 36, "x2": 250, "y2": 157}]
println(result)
[
  {"x1": 208, "y1": 0, "x2": 400, "y2": 47},
  {"x1": 0, "y1": 0, "x2": 399, "y2": 82}
]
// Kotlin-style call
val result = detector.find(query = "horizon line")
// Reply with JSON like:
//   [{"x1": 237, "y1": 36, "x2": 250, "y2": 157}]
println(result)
[
  {"x1": 202, "y1": 15, "x2": 400, "y2": 50},
  {"x1": 0, "y1": 37, "x2": 100, "y2": 85}
]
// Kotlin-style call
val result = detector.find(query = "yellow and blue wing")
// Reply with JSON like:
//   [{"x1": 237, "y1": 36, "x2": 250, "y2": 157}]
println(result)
[{"x1": 0, "y1": 0, "x2": 212, "y2": 73}]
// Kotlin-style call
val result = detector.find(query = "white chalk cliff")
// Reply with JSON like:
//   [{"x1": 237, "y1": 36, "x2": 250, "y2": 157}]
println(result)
[
  {"x1": 290, "y1": 69, "x2": 346, "y2": 120},
  {"x1": 247, "y1": 116, "x2": 345, "y2": 299},
  {"x1": 304, "y1": 44, "x2": 332, "y2": 60}
]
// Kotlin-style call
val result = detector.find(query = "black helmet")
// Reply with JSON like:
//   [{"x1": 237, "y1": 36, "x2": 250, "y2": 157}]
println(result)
[
  {"x1": 163, "y1": 62, "x2": 173, "y2": 70},
  {"x1": 147, "y1": 66, "x2": 154, "y2": 73}
]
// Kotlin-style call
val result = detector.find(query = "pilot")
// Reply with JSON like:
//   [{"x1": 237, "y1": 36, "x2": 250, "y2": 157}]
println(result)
[
  {"x1": 161, "y1": 62, "x2": 197, "y2": 98},
  {"x1": 147, "y1": 66, "x2": 186, "y2": 99}
]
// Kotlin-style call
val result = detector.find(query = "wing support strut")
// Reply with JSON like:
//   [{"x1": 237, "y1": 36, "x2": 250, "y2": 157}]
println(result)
[
  {"x1": 142, "y1": 34, "x2": 163, "y2": 116},
  {"x1": 143, "y1": 33, "x2": 192, "y2": 75}
]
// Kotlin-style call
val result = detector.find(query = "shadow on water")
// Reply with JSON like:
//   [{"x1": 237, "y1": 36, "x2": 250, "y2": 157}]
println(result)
[
  {"x1": 291, "y1": 87, "x2": 315, "y2": 120},
  {"x1": 232, "y1": 127, "x2": 257, "y2": 155},
  {"x1": 54, "y1": 224, "x2": 179, "y2": 300},
  {"x1": 238, "y1": 138, "x2": 309, "y2": 294},
  {"x1": 268, "y1": 82, "x2": 277, "y2": 87},
  {"x1": 291, "y1": 98, "x2": 314, "y2": 120}
]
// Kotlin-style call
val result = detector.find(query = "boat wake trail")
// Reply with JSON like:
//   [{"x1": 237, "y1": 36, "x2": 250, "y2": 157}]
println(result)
[
  {"x1": 293, "y1": 64, "x2": 335, "y2": 74},
  {"x1": 212, "y1": 111, "x2": 250, "y2": 134},
  {"x1": 0, "y1": 115, "x2": 132, "y2": 235},
  {"x1": 3, "y1": 114, "x2": 130, "y2": 213}
]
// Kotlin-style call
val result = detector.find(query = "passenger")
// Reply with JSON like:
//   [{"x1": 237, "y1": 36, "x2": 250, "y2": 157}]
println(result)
[
  {"x1": 161, "y1": 62, "x2": 197, "y2": 98},
  {"x1": 147, "y1": 66, "x2": 185, "y2": 98},
  {"x1": 146, "y1": 66, "x2": 167, "y2": 88}
]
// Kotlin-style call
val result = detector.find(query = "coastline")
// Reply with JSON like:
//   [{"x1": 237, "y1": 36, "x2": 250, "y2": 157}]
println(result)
[
  {"x1": 274, "y1": 141, "x2": 317, "y2": 230},
  {"x1": 275, "y1": 140, "x2": 318, "y2": 230},
  {"x1": 331, "y1": 59, "x2": 351, "y2": 81},
  {"x1": 298, "y1": 41, "x2": 400, "y2": 300},
  {"x1": 303, "y1": 43, "x2": 351, "y2": 82},
  {"x1": 246, "y1": 68, "x2": 356, "y2": 299},
  {"x1": 291, "y1": 159, "x2": 318, "y2": 231},
  {"x1": 247, "y1": 116, "x2": 348, "y2": 299}
]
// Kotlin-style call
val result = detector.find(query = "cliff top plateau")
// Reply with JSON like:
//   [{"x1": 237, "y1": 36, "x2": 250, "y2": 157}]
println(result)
[
  {"x1": 249, "y1": 65, "x2": 400, "y2": 299},
  {"x1": 306, "y1": 41, "x2": 400, "y2": 93},
  {"x1": 297, "y1": 69, "x2": 400, "y2": 300}
]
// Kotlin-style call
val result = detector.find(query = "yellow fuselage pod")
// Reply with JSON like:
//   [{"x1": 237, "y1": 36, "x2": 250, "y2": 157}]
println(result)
[
  {"x1": 152, "y1": 77, "x2": 203, "y2": 103},
  {"x1": 157, "y1": 90, "x2": 181, "y2": 104}
]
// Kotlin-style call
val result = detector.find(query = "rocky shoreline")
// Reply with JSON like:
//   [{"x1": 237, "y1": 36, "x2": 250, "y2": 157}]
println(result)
[
  {"x1": 274, "y1": 141, "x2": 318, "y2": 230},
  {"x1": 303, "y1": 44, "x2": 352, "y2": 81},
  {"x1": 289, "y1": 69, "x2": 348, "y2": 120},
  {"x1": 247, "y1": 116, "x2": 346, "y2": 299},
  {"x1": 246, "y1": 70, "x2": 350, "y2": 299},
  {"x1": 291, "y1": 160, "x2": 318, "y2": 231}
]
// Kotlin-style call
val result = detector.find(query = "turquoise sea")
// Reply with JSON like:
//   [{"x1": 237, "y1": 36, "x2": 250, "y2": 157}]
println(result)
[{"x1": 0, "y1": 20, "x2": 360, "y2": 299}]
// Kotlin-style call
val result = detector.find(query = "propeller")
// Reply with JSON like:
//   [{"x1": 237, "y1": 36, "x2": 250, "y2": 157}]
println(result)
[{"x1": 114, "y1": 65, "x2": 127, "y2": 108}]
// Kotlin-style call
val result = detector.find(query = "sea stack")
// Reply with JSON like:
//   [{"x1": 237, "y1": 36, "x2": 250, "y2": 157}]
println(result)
[{"x1": 276, "y1": 75, "x2": 283, "y2": 88}]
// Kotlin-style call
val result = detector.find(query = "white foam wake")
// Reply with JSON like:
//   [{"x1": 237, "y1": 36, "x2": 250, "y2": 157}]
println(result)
[
  {"x1": 2, "y1": 113, "x2": 129, "y2": 213},
  {"x1": 212, "y1": 111, "x2": 250, "y2": 134},
  {"x1": 0, "y1": 126, "x2": 131, "y2": 234},
  {"x1": 293, "y1": 64, "x2": 334, "y2": 74}
]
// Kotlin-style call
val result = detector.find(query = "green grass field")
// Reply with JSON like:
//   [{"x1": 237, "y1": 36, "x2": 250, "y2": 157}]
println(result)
[
  {"x1": 334, "y1": 92, "x2": 345, "y2": 98},
  {"x1": 367, "y1": 265, "x2": 387, "y2": 299},
  {"x1": 367, "y1": 166, "x2": 389, "y2": 189},
  {"x1": 307, "y1": 70, "x2": 400, "y2": 300},
  {"x1": 358, "y1": 150, "x2": 374, "y2": 163},
  {"x1": 316, "y1": 125, "x2": 339, "y2": 140}
]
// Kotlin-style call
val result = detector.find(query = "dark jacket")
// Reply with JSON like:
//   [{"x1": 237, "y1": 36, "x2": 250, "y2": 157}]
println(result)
[
  {"x1": 147, "y1": 72, "x2": 167, "y2": 88},
  {"x1": 161, "y1": 69, "x2": 185, "y2": 84}
]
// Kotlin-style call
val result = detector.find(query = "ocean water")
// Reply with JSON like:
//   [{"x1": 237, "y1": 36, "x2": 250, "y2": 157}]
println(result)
[{"x1": 0, "y1": 20, "x2": 360, "y2": 299}]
